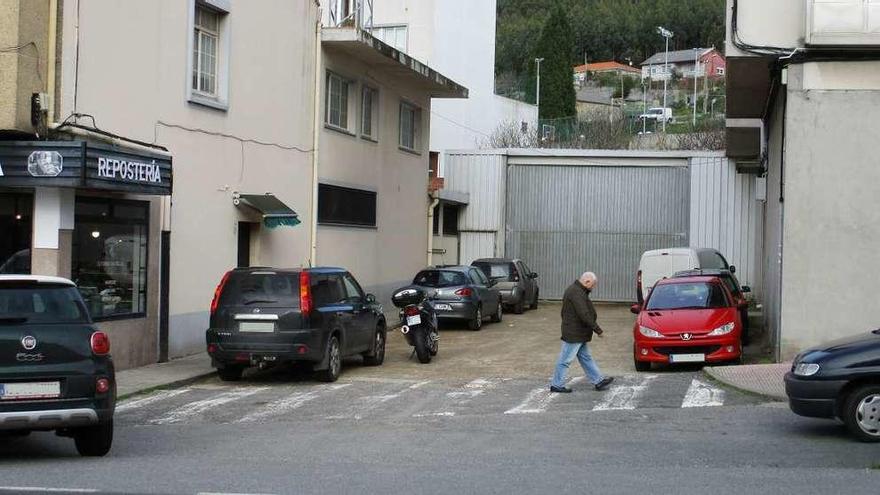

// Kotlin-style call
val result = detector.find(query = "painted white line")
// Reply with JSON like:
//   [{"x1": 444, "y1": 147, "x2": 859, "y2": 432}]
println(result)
[
  {"x1": 0, "y1": 488, "x2": 98, "y2": 493},
  {"x1": 237, "y1": 384, "x2": 350, "y2": 423},
  {"x1": 681, "y1": 378, "x2": 726, "y2": 408},
  {"x1": 330, "y1": 381, "x2": 430, "y2": 420},
  {"x1": 150, "y1": 387, "x2": 269, "y2": 425},
  {"x1": 592, "y1": 375, "x2": 658, "y2": 411},
  {"x1": 116, "y1": 388, "x2": 191, "y2": 413},
  {"x1": 505, "y1": 377, "x2": 585, "y2": 415}
]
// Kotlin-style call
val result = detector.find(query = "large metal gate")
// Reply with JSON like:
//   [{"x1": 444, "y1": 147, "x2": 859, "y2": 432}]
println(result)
[{"x1": 506, "y1": 164, "x2": 690, "y2": 301}]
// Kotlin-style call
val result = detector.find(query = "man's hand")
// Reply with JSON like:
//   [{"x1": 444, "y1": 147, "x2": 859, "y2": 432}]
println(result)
[{"x1": 595, "y1": 328, "x2": 604, "y2": 337}]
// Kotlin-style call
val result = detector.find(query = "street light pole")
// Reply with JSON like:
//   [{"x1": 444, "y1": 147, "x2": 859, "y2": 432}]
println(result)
[
  {"x1": 657, "y1": 26, "x2": 673, "y2": 133},
  {"x1": 535, "y1": 57, "x2": 545, "y2": 116},
  {"x1": 692, "y1": 48, "x2": 699, "y2": 126}
]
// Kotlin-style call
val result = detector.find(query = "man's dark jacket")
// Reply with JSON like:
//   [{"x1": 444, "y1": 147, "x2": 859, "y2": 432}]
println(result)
[{"x1": 560, "y1": 281, "x2": 603, "y2": 343}]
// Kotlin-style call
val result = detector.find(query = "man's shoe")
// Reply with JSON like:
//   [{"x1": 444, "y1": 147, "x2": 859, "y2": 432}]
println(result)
[
  {"x1": 594, "y1": 377, "x2": 614, "y2": 391},
  {"x1": 550, "y1": 386, "x2": 572, "y2": 393}
]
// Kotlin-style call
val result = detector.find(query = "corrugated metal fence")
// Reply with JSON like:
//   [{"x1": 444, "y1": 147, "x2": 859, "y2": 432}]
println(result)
[{"x1": 506, "y1": 164, "x2": 690, "y2": 301}]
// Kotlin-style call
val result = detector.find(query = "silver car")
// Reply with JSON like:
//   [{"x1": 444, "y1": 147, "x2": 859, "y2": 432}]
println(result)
[{"x1": 471, "y1": 258, "x2": 539, "y2": 314}]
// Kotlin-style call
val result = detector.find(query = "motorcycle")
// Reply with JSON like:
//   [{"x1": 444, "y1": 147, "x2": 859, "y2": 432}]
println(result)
[{"x1": 391, "y1": 287, "x2": 439, "y2": 364}]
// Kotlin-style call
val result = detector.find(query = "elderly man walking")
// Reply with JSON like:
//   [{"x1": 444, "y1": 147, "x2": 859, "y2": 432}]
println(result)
[{"x1": 550, "y1": 272, "x2": 614, "y2": 393}]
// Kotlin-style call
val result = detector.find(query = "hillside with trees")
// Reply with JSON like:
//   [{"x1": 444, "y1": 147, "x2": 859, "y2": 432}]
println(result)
[{"x1": 496, "y1": 0, "x2": 726, "y2": 100}]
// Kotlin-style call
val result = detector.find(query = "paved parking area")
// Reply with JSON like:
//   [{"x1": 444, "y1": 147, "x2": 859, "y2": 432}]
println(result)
[{"x1": 352, "y1": 301, "x2": 638, "y2": 381}]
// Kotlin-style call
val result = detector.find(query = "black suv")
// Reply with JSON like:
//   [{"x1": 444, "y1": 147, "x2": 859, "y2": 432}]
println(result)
[
  {"x1": 206, "y1": 267, "x2": 386, "y2": 382},
  {"x1": 0, "y1": 276, "x2": 115, "y2": 457}
]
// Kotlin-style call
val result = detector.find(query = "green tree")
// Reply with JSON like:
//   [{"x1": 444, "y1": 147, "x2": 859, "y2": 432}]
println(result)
[{"x1": 529, "y1": 6, "x2": 577, "y2": 120}]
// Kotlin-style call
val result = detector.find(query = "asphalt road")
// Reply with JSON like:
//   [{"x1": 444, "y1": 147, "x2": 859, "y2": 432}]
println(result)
[{"x1": 1, "y1": 304, "x2": 877, "y2": 494}]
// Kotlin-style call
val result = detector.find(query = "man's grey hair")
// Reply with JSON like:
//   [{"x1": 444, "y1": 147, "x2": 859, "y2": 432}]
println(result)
[{"x1": 579, "y1": 272, "x2": 597, "y2": 284}]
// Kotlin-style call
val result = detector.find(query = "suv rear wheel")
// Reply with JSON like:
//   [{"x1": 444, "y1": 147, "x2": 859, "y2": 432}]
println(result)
[
  {"x1": 362, "y1": 325, "x2": 386, "y2": 366},
  {"x1": 73, "y1": 420, "x2": 113, "y2": 457},
  {"x1": 530, "y1": 291, "x2": 539, "y2": 310},
  {"x1": 514, "y1": 297, "x2": 525, "y2": 315},
  {"x1": 217, "y1": 365, "x2": 244, "y2": 382},
  {"x1": 490, "y1": 299, "x2": 503, "y2": 323},
  {"x1": 842, "y1": 384, "x2": 880, "y2": 442},
  {"x1": 317, "y1": 335, "x2": 342, "y2": 382}
]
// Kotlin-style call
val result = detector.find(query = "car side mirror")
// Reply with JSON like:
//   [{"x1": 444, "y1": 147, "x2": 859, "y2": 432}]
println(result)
[
  {"x1": 365, "y1": 294, "x2": 376, "y2": 304},
  {"x1": 630, "y1": 304, "x2": 641, "y2": 315},
  {"x1": 530, "y1": 272, "x2": 539, "y2": 279},
  {"x1": 741, "y1": 286, "x2": 751, "y2": 293},
  {"x1": 729, "y1": 265, "x2": 736, "y2": 274}
]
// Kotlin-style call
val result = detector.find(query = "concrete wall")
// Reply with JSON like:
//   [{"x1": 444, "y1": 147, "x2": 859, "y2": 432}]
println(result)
[
  {"x1": 725, "y1": 0, "x2": 804, "y2": 57},
  {"x1": 776, "y1": 62, "x2": 880, "y2": 358},
  {"x1": 317, "y1": 49, "x2": 432, "y2": 309},
  {"x1": 372, "y1": 0, "x2": 537, "y2": 158},
  {"x1": 763, "y1": 92, "x2": 785, "y2": 358},
  {"x1": 0, "y1": 0, "x2": 50, "y2": 132},
  {"x1": 64, "y1": 0, "x2": 319, "y2": 360}
]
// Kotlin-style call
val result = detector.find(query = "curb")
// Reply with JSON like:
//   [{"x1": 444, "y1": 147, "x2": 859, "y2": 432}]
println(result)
[
  {"x1": 117, "y1": 370, "x2": 216, "y2": 401},
  {"x1": 701, "y1": 366, "x2": 787, "y2": 402}
]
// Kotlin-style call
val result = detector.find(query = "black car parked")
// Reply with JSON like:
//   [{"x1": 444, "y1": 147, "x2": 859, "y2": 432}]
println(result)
[
  {"x1": 785, "y1": 328, "x2": 880, "y2": 442},
  {"x1": 0, "y1": 276, "x2": 115, "y2": 457},
  {"x1": 410, "y1": 266, "x2": 502, "y2": 330},
  {"x1": 206, "y1": 267, "x2": 386, "y2": 382}
]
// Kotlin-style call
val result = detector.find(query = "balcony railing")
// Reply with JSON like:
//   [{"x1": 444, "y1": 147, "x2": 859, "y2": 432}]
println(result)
[{"x1": 327, "y1": 0, "x2": 374, "y2": 32}]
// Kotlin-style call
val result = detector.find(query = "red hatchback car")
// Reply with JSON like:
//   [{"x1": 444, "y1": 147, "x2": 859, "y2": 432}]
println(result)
[{"x1": 631, "y1": 276, "x2": 744, "y2": 371}]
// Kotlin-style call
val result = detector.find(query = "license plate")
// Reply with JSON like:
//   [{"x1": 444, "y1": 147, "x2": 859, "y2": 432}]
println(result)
[
  {"x1": 669, "y1": 353, "x2": 705, "y2": 363},
  {"x1": 0, "y1": 381, "x2": 61, "y2": 400},
  {"x1": 239, "y1": 321, "x2": 275, "y2": 333},
  {"x1": 433, "y1": 304, "x2": 452, "y2": 311},
  {"x1": 406, "y1": 315, "x2": 422, "y2": 326}
]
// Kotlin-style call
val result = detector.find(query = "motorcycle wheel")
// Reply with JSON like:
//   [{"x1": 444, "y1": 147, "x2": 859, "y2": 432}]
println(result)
[
  {"x1": 428, "y1": 329, "x2": 439, "y2": 356},
  {"x1": 413, "y1": 329, "x2": 432, "y2": 364}
]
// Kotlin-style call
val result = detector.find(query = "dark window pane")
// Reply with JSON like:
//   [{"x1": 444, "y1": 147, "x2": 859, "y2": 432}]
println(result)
[
  {"x1": 442, "y1": 204, "x2": 459, "y2": 235},
  {"x1": 72, "y1": 198, "x2": 149, "y2": 320},
  {"x1": 0, "y1": 286, "x2": 87, "y2": 323},
  {"x1": 413, "y1": 270, "x2": 466, "y2": 288},
  {"x1": 318, "y1": 184, "x2": 377, "y2": 227},
  {"x1": 219, "y1": 272, "x2": 300, "y2": 308},
  {"x1": 646, "y1": 283, "x2": 728, "y2": 311}
]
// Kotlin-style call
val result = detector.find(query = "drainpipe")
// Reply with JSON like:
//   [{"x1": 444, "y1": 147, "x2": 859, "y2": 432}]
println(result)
[
  {"x1": 47, "y1": 0, "x2": 58, "y2": 122},
  {"x1": 309, "y1": 10, "x2": 323, "y2": 267},
  {"x1": 427, "y1": 194, "x2": 439, "y2": 266}
]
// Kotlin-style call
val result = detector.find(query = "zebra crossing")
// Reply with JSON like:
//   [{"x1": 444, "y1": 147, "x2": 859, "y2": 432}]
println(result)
[{"x1": 116, "y1": 373, "x2": 756, "y2": 427}]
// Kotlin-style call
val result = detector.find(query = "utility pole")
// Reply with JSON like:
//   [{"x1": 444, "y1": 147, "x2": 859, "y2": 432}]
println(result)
[
  {"x1": 535, "y1": 57, "x2": 545, "y2": 116},
  {"x1": 692, "y1": 48, "x2": 699, "y2": 126},
  {"x1": 657, "y1": 26, "x2": 673, "y2": 133}
]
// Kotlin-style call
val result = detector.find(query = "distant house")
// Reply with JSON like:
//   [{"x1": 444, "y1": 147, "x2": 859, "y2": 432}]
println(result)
[
  {"x1": 576, "y1": 88, "x2": 623, "y2": 119},
  {"x1": 641, "y1": 47, "x2": 726, "y2": 81},
  {"x1": 573, "y1": 61, "x2": 641, "y2": 85}
]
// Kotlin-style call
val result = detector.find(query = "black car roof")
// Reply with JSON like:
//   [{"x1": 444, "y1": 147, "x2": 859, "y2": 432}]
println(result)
[
  {"x1": 673, "y1": 268, "x2": 732, "y2": 278},
  {"x1": 423, "y1": 265, "x2": 471, "y2": 272},
  {"x1": 472, "y1": 258, "x2": 517, "y2": 263}
]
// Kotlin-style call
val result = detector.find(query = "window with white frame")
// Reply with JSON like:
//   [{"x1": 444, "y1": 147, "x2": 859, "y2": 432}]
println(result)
[
  {"x1": 361, "y1": 86, "x2": 379, "y2": 140},
  {"x1": 372, "y1": 25, "x2": 408, "y2": 52},
  {"x1": 325, "y1": 72, "x2": 352, "y2": 131},
  {"x1": 399, "y1": 102, "x2": 421, "y2": 152},
  {"x1": 193, "y1": 6, "x2": 220, "y2": 96},
  {"x1": 189, "y1": 1, "x2": 229, "y2": 109}
]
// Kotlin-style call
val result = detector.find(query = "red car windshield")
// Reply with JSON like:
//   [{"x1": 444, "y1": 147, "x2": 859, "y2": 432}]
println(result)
[{"x1": 646, "y1": 282, "x2": 728, "y2": 311}]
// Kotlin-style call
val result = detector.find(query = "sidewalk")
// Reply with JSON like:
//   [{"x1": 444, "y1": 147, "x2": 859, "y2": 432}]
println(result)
[
  {"x1": 703, "y1": 363, "x2": 791, "y2": 401},
  {"x1": 116, "y1": 353, "x2": 215, "y2": 399}
]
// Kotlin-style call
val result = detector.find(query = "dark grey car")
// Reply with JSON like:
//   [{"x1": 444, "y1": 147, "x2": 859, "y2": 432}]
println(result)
[
  {"x1": 472, "y1": 258, "x2": 539, "y2": 314},
  {"x1": 410, "y1": 266, "x2": 502, "y2": 331}
]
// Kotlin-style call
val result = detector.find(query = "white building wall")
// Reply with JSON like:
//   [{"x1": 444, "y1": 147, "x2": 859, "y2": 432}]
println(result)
[{"x1": 372, "y1": 0, "x2": 537, "y2": 167}]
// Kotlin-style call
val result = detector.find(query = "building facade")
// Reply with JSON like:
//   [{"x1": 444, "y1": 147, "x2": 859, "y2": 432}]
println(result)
[
  {"x1": 725, "y1": 0, "x2": 880, "y2": 359},
  {"x1": 641, "y1": 48, "x2": 726, "y2": 81},
  {"x1": 1, "y1": 0, "x2": 464, "y2": 368}
]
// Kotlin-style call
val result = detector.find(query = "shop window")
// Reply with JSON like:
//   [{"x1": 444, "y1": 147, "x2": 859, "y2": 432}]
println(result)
[
  {"x1": 72, "y1": 197, "x2": 149, "y2": 320},
  {"x1": 318, "y1": 184, "x2": 377, "y2": 227},
  {"x1": 0, "y1": 193, "x2": 33, "y2": 275}
]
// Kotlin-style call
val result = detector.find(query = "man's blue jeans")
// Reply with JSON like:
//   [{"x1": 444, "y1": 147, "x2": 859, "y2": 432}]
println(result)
[{"x1": 551, "y1": 341, "x2": 604, "y2": 388}]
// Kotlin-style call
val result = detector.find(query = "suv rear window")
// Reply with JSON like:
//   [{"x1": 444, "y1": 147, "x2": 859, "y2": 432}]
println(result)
[
  {"x1": 472, "y1": 262, "x2": 516, "y2": 281},
  {"x1": 413, "y1": 270, "x2": 467, "y2": 288},
  {"x1": 218, "y1": 272, "x2": 300, "y2": 308},
  {"x1": 0, "y1": 284, "x2": 88, "y2": 324},
  {"x1": 646, "y1": 282, "x2": 728, "y2": 311}
]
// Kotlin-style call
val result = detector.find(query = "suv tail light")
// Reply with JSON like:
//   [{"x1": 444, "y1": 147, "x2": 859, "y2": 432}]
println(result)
[
  {"x1": 91, "y1": 331, "x2": 110, "y2": 356},
  {"x1": 210, "y1": 271, "x2": 232, "y2": 315},
  {"x1": 404, "y1": 305, "x2": 420, "y2": 316},
  {"x1": 455, "y1": 288, "x2": 472, "y2": 297},
  {"x1": 300, "y1": 271, "x2": 313, "y2": 316}
]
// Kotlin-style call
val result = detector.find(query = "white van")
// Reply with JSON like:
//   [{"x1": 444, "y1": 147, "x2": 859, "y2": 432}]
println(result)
[{"x1": 636, "y1": 248, "x2": 734, "y2": 303}]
